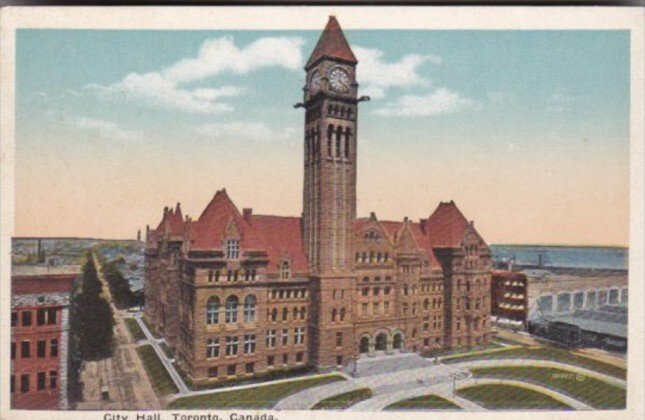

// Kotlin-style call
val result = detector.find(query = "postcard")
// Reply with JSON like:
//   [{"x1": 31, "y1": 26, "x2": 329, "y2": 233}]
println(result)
[{"x1": 1, "y1": 5, "x2": 643, "y2": 420}]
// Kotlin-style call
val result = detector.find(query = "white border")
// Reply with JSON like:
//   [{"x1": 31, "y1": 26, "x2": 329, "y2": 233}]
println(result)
[{"x1": 1, "y1": 6, "x2": 643, "y2": 420}]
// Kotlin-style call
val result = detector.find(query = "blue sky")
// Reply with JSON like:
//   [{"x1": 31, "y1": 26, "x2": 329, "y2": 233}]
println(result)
[{"x1": 15, "y1": 29, "x2": 630, "y2": 245}]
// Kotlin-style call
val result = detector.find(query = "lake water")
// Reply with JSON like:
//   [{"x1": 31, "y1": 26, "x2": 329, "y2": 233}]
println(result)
[{"x1": 490, "y1": 245, "x2": 628, "y2": 270}]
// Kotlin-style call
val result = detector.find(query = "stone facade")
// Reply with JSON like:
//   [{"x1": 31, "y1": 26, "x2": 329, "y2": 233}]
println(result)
[{"x1": 144, "y1": 16, "x2": 493, "y2": 384}]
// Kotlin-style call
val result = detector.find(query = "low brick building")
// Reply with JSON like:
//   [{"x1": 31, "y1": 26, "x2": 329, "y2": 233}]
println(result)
[
  {"x1": 11, "y1": 271, "x2": 76, "y2": 409},
  {"x1": 144, "y1": 16, "x2": 493, "y2": 385},
  {"x1": 491, "y1": 270, "x2": 528, "y2": 329}
]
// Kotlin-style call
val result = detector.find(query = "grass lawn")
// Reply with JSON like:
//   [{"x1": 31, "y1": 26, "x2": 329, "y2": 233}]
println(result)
[
  {"x1": 141, "y1": 315, "x2": 161, "y2": 339},
  {"x1": 169, "y1": 374, "x2": 345, "y2": 409},
  {"x1": 124, "y1": 318, "x2": 146, "y2": 342},
  {"x1": 160, "y1": 341, "x2": 175, "y2": 359},
  {"x1": 491, "y1": 336, "x2": 529, "y2": 347},
  {"x1": 423, "y1": 342, "x2": 502, "y2": 359},
  {"x1": 443, "y1": 346, "x2": 626, "y2": 379},
  {"x1": 470, "y1": 366, "x2": 625, "y2": 409},
  {"x1": 385, "y1": 394, "x2": 461, "y2": 410},
  {"x1": 457, "y1": 384, "x2": 572, "y2": 410},
  {"x1": 137, "y1": 345, "x2": 178, "y2": 397},
  {"x1": 312, "y1": 388, "x2": 372, "y2": 410}
]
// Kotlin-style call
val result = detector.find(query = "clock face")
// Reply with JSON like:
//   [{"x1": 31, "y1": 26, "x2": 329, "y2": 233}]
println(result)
[
  {"x1": 329, "y1": 67, "x2": 350, "y2": 93},
  {"x1": 309, "y1": 70, "x2": 322, "y2": 92}
]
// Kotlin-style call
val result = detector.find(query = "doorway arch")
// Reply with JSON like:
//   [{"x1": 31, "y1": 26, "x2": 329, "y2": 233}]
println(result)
[
  {"x1": 393, "y1": 332, "x2": 403, "y2": 350},
  {"x1": 359, "y1": 336, "x2": 370, "y2": 354},
  {"x1": 375, "y1": 333, "x2": 387, "y2": 351}
]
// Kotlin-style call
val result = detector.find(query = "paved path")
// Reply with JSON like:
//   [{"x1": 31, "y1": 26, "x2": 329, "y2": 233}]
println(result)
[
  {"x1": 453, "y1": 359, "x2": 626, "y2": 388},
  {"x1": 132, "y1": 313, "x2": 189, "y2": 395}
]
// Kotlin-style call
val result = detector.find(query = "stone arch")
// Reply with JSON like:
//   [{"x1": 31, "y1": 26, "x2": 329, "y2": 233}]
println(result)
[
  {"x1": 375, "y1": 332, "x2": 387, "y2": 351},
  {"x1": 556, "y1": 292, "x2": 571, "y2": 312},
  {"x1": 392, "y1": 331, "x2": 404, "y2": 350},
  {"x1": 359, "y1": 336, "x2": 370, "y2": 354}
]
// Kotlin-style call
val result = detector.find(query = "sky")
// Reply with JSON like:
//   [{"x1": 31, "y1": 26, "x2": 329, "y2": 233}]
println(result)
[{"x1": 14, "y1": 28, "x2": 630, "y2": 246}]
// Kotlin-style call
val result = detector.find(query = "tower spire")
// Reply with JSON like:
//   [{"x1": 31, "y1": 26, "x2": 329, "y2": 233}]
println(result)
[{"x1": 305, "y1": 16, "x2": 357, "y2": 70}]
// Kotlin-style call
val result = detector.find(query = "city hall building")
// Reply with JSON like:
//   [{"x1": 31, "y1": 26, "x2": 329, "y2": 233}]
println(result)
[{"x1": 144, "y1": 17, "x2": 493, "y2": 384}]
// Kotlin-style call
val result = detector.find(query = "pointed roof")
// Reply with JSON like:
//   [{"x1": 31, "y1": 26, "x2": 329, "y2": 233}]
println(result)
[
  {"x1": 306, "y1": 16, "x2": 357, "y2": 69},
  {"x1": 191, "y1": 189, "x2": 242, "y2": 249},
  {"x1": 426, "y1": 201, "x2": 470, "y2": 248}
]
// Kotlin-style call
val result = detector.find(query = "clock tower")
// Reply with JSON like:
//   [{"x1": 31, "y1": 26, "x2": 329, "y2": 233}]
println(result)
[{"x1": 300, "y1": 16, "x2": 360, "y2": 370}]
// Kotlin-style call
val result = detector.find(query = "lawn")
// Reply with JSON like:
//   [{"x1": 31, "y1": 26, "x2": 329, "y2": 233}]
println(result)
[
  {"x1": 312, "y1": 388, "x2": 372, "y2": 410},
  {"x1": 385, "y1": 394, "x2": 461, "y2": 410},
  {"x1": 124, "y1": 318, "x2": 146, "y2": 342},
  {"x1": 457, "y1": 384, "x2": 573, "y2": 410},
  {"x1": 141, "y1": 315, "x2": 161, "y2": 339},
  {"x1": 423, "y1": 341, "x2": 502, "y2": 359},
  {"x1": 136, "y1": 344, "x2": 179, "y2": 397},
  {"x1": 443, "y1": 346, "x2": 626, "y2": 379},
  {"x1": 168, "y1": 374, "x2": 345, "y2": 409},
  {"x1": 470, "y1": 366, "x2": 625, "y2": 409}
]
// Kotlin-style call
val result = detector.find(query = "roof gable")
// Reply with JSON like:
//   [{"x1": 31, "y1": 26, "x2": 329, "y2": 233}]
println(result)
[{"x1": 426, "y1": 201, "x2": 470, "y2": 248}]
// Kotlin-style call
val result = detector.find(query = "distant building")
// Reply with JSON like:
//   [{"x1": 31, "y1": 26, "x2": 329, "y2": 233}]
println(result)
[
  {"x1": 144, "y1": 17, "x2": 493, "y2": 385},
  {"x1": 491, "y1": 270, "x2": 528, "y2": 329},
  {"x1": 11, "y1": 271, "x2": 77, "y2": 409}
]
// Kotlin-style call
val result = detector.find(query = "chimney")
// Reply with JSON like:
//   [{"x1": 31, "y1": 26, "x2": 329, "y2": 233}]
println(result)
[
  {"x1": 420, "y1": 219, "x2": 427, "y2": 233},
  {"x1": 369, "y1": 212, "x2": 377, "y2": 221},
  {"x1": 243, "y1": 208, "x2": 253, "y2": 221}
]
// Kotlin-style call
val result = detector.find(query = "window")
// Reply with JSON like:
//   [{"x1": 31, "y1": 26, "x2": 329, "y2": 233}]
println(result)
[
  {"x1": 37, "y1": 372, "x2": 46, "y2": 390},
  {"x1": 335, "y1": 332, "x2": 343, "y2": 347},
  {"x1": 21, "y1": 341, "x2": 30, "y2": 358},
  {"x1": 361, "y1": 303, "x2": 368, "y2": 315},
  {"x1": 206, "y1": 297, "x2": 220, "y2": 324},
  {"x1": 225, "y1": 296, "x2": 239, "y2": 323},
  {"x1": 282, "y1": 307, "x2": 288, "y2": 321},
  {"x1": 271, "y1": 308, "x2": 278, "y2": 322},
  {"x1": 336, "y1": 355, "x2": 343, "y2": 366},
  {"x1": 331, "y1": 309, "x2": 337, "y2": 322},
  {"x1": 373, "y1": 287, "x2": 380, "y2": 296},
  {"x1": 424, "y1": 299, "x2": 429, "y2": 310},
  {"x1": 243, "y1": 295, "x2": 257, "y2": 322},
  {"x1": 20, "y1": 374, "x2": 29, "y2": 392},
  {"x1": 296, "y1": 352, "x2": 304, "y2": 363},
  {"x1": 281, "y1": 328, "x2": 289, "y2": 346},
  {"x1": 37, "y1": 309, "x2": 46, "y2": 326},
  {"x1": 384, "y1": 301, "x2": 390, "y2": 314},
  {"x1": 373, "y1": 302, "x2": 379, "y2": 315},
  {"x1": 300, "y1": 306, "x2": 306, "y2": 320},
  {"x1": 226, "y1": 239, "x2": 240, "y2": 260},
  {"x1": 225, "y1": 336, "x2": 238, "y2": 356},
  {"x1": 245, "y1": 363, "x2": 254, "y2": 374},
  {"x1": 11, "y1": 311, "x2": 17, "y2": 327},
  {"x1": 37, "y1": 340, "x2": 46, "y2": 358},
  {"x1": 267, "y1": 355, "x2": 275, "y2": 366},
  {"x1": 22, "y1": 311, "x2": 32, "y2": 327},
  {"x1": 456, "y1": 318, "x2": 461, "y2": 331},
  {"x1": 11, "y1": 342, "x2": 16, "y2": 360},
  {"x1": 208, "y1": 367, "x2": 218, "y2": 378},
  {"x1": 206, "y1": 338, "x2": 220, "y2": 358},
  {"x1": 244, "y1": 335, "x2": 256, "y2": 354},
  {"x1": 208, "y1": 270, "x2": 214, "y2": 282},
  {"x1": 295, "y1": 327, "x2": 305, "y2": 345},
  {"x1": 361, "y1": 288, "x2": 369, "y2": 296},
  {"x1": 282, "y1": 354, "x2": 288, "y2": 365},
  {"x1": 280, "y1": 261, "x2": 290, "y2": 279},
  {"x1": 266, "y1": 329, "x2": 276, "y2": 348},
  {"x1": 340, "y1": 307, "x2": 346, "y2": 321},
  {"x1": 227, "y1": 365, "x2": 236, "y2": 376},
  {"x1": 384, "y1": 286, "x2": 391, "y2": 295}
]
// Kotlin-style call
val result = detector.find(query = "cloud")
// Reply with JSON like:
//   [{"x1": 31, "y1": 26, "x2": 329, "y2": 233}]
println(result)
[
  {"x1": 354, "y1": 46, "x2": 439, "y2": 99},
  {"x1": 76, "y1": 117, "x2": 142, "y2": 141},
  {"x1": 196, "y1": 121, "x2": 296, "y2": 142},
  {"x1": 375, "y1": 88, "x2": 475, "y2": 117},
  {"x1": 86, "y1": 36, "x2": 305, "y2": 114}
]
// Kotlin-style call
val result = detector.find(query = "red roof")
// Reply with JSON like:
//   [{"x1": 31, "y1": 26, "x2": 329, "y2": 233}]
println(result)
[
  {"x1": 168, "y1": 203, "x2": 184, "y2": 236},
  {"x1": 190, "y1": 190, "x2": 307, "y2": 275},
  {"x1": 306, "y1": 16, "x2": 357, "y2": 69},
  {"x1": 426, "y1": 201, "x2": 470, "y2": 248}
]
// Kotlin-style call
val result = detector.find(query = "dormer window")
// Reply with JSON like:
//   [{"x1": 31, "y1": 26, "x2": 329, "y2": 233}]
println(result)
[
  {"x1": 280, "y1": 261, "x2": 291, "y2": 279},
  {"x1": 226, "y1": 239, "x2": 239, "y2": 260}
]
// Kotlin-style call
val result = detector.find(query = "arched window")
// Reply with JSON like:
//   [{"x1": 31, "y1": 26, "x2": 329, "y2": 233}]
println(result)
[
  {"x1": 300, "y1": 306, "x2": 306, "y2": 320},
  {"x1": 225, "y1": 296, "x2": 238, "y2": 323},
  {"x1": 347, "y1": 108, "x2": 353, "y2": 119},
  {"x1": 243, "y1": 295, "x2": 256, "y2": 322},
  {"x1": 206, "y1": 296, "x2": 220, "y2": 324},
  {"x1": 369, "y1": 251, "x2": 375, "y2": 263},
  {"x1": 340, "y1": 107, "x2": 346, "y2": 117},
  {"x1": 292, "y1": 307, "x2": 298, "y2": 319},
  {"x1": 340, "y1": 307, "x2": 346, "y2": 321},
  {"x1": 331, "y1": 309, "x2": 338, "y2": 322},
  {"x1": 363, "y1": 276, "x2": 369, "y2": 283},
  {"x1": 282, "y1": 307, "x2": 288, "y2": 321},
  {"x1": 432, "y1": 298, "x2": 437, "y2": 310},
  {"x1": 271, "y1": 308, "x2": 278, "y2": 321},
  {"x1": 335, "y1": 126, "x2": 342, "y2": 157},
  {"x1": 280, "y1": 261, "x2": 290, "y2": 279},
  {"x1": 344, "y1": 127, "x2": 352, "y2": 158},
  {"x1": 423, "y1": 299, "x2": 429, "y2": 310},
  {"x1": 327, "y1": 125, "x2": 334, "y2": 157}
]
